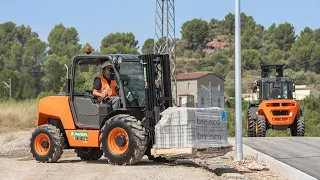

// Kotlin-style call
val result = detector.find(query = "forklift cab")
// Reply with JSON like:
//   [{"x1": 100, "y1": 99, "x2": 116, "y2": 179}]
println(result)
[{"x1": 66, "y1": 49, "x2": 172, "y2": 134}]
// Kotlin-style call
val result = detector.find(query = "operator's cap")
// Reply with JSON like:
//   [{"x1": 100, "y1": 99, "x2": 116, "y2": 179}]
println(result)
[{"x1": 101, "y1": 61, "x2": 112, "y2": 69}]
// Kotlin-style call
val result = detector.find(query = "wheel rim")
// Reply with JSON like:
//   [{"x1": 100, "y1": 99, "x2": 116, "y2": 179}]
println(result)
[
  {"x1": 108, "y1": 127, "x2": 129, "y2": 155},
  {"x1": 34, "y1": 133, "x2": 51, "y2": 156}
]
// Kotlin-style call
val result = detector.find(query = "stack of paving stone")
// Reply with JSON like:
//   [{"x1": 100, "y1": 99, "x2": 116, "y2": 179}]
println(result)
[{"x1": 154, "y1": 107, "x2": 230, "y2": 149}]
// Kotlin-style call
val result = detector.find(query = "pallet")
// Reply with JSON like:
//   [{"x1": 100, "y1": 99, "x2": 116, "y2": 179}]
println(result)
[{"x1": 151, "y1": 146, "x2": 233, "y2": 160}]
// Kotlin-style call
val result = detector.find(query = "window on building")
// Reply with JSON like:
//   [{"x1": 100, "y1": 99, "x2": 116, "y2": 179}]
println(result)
[
  {"x1": 218, "y1": 84, "x2": 220, "y2": 91},
  {"x1": 188, "y1": 82, "x2": 191, "y2": 90}
]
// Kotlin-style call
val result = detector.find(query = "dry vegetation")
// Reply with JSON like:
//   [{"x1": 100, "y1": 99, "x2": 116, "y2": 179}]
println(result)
[{"x1": 0, "y1": 99, "x2": 38, "y2": 134}]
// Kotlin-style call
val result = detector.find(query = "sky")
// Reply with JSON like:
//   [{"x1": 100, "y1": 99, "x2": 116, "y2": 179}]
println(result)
[{"x1": 1, "y1": 0, "x2": 319, "y2": 51}]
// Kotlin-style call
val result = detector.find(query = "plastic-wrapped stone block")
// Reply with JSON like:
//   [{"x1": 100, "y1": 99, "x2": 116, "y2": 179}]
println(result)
[
  {"x1": 154, "y1": 124, "x2": 230, "y2": 148},
  {"x1": 158, "y1": 107, "x2": 225, "y2": 126},
  {"x1": 154, "y1": 107, "x2": 230, "y2": 149}
]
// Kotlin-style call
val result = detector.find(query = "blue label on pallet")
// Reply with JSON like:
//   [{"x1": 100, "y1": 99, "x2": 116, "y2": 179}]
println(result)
[{"x1": 221, "y1": 110, "x2": 227, "y2": 121}]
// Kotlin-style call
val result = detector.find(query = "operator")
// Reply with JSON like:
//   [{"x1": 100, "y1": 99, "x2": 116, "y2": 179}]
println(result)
[
  {"x1": 270, "y1": 88, "x2": 281, "y2": 99},
  {"x1": 93, "y1": 61, "x2": 120, "y2": 110}
]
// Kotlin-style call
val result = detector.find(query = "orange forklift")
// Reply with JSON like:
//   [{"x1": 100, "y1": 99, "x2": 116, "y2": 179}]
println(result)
[
  {"x1": 247, "y1": 64, "x2": 305, "y2": 137},
  {"x1": 30, "y1": 47, "x2": 174, "y2": 164}
]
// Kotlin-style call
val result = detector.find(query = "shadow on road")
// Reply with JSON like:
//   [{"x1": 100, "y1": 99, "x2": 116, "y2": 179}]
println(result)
[{"x1": 15, "y1": 155, "x2": 251, "y2": 177}]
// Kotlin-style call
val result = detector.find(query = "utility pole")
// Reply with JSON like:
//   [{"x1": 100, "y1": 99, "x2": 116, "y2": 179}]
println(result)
[
  {"x1": 3, "y1": 78, "x2": 11, "y2": 101},
  {"x1": 235, "y1": 0, "x2": 243, "y2": 162},
  {"x1": 154, "y1": 0, "x2": 177, "y2": 106}
]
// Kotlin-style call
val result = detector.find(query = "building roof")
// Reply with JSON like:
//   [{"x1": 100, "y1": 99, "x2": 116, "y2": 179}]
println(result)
[
  {"x1": 176, "y1": 72, "x2": 225, "y2": 81},
  {"x1": 295, "y1": 85, "x2": 312, "y2": 90},
  {"x1": 296, "y1": 87, "x2": 312, "y2": 90}
]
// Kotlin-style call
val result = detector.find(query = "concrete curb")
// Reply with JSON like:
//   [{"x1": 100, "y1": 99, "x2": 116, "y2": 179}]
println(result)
[{"x1": 228, "y1": 138, "x2": 317, "y2": 180}]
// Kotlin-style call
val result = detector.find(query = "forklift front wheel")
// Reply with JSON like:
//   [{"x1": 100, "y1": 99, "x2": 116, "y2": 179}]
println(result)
[{"x1": 100, "y1": 114, "x2": 147, "y2": 165}]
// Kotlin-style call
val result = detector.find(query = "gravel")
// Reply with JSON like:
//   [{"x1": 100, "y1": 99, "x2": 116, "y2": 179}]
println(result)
[
  {"x1": 0, "y1": 130, "x2": 289, "y2": 180},
  {"x1": 0, "y1": 130, "x2": 32, "y2": 158}
]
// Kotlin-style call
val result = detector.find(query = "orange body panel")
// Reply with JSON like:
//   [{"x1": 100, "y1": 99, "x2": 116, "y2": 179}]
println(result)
[
  {"x1": 258, "y1": 99, "x2": 300, "y2": 126},
  {"x1": 65, "y1": 130, "x2": 101, "y2": 147},
  {"x1": 37, "y1": 96, "x2": 76, "y2": 129}
]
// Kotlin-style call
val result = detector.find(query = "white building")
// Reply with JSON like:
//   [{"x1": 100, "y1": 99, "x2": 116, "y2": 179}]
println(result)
[
  {"x1": 294, "y1": 85, "x2": 320, "y2": 100},
  {"x1": 174, "y1": 72, "x2": 225, "y2": 108}
]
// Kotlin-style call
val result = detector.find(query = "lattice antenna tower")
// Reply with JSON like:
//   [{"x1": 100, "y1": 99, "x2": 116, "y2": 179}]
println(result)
[{"x1": 154, "y1": 0, "x2": 177, "y2": 105}]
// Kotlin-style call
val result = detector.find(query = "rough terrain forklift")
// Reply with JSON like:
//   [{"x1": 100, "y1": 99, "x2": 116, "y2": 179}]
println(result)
[
  {"x1": 29, "y1": 47, "x2": 176, "y2": 165},
  {"x1": 246, "y1": 64, "x2": 305, "y2": 137}
]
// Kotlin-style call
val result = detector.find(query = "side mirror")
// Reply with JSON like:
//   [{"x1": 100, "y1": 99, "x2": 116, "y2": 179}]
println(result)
[
  {"x1": 292, "y1": 83, "x2": 295, "y2": 92},
  {"x1": 248, "y1": 82, "x2": 258, "y2": 92},
  {"x1": 111, "y1": 56, "x2": 122, "y2": 71}
]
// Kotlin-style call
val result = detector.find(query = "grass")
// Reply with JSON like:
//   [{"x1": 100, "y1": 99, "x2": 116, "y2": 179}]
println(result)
[{"x1": 0, "y1": 99, "x2": 39, "y2": 134}]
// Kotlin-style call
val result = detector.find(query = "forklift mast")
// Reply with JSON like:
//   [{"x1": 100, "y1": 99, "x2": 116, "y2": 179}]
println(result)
[
  {"x1": 139, "y1": 54, "x2": 173, "y2": 143},
  {"x1": 261, "y1": 64, "x2": 285, "y2": 78}
]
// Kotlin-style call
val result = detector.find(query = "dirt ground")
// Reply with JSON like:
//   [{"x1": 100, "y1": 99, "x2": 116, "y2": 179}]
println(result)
[{"x1": 0, "y1": 130, "x2": 289, "y2": 180}]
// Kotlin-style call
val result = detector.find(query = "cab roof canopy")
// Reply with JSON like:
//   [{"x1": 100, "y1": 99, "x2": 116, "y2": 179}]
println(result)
[{"x1": 73, "y1": 54, "x2": 140, "y2": 66}]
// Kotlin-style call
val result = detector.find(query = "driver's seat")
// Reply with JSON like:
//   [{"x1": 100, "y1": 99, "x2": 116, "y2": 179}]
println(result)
[{"x1": 270, "y1": 88, "x2": 281, "y2": 98}]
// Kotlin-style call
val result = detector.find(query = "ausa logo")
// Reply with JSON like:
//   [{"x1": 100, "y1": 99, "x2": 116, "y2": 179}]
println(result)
[
  {"x1": 71, "y1": 132, "x2": 88, "y2": 141},
  {"x1": 71, "y1": 132, "x2": 88, "y2": 137}
]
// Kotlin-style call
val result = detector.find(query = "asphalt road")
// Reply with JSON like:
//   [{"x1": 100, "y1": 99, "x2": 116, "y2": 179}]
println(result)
[{"x1": 243, "y1": 137, "x2": 320, "y2": 179}]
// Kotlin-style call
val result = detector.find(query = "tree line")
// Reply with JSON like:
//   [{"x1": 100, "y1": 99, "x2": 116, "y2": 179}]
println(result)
[
  {"x1": 1, "y1": 12, "x2": 320, "y2": 100},
  {"x1": 0, "y1": 22, "x2": 141, "y2": 101}
]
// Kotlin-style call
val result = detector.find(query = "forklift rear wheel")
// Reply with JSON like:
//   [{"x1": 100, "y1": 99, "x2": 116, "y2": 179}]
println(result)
[
  {"x1": 74, "y1": 147, "x2": 103, "y2": 160},
  {"x1": 30, "y1": 124, "x2": 65, "y2": 163},
  {"x1": 256, "y1": 115, "x2": 267, "y2": 137},
  {"x1": 100, "y1": 114, "x2": 147, "y2": 165},
  {"x1": 247, "y1": 110, "x2": 257, "y2": 137},
  {"x1": 291, "y1": 110, "x2": 305, "y2": 136}
]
